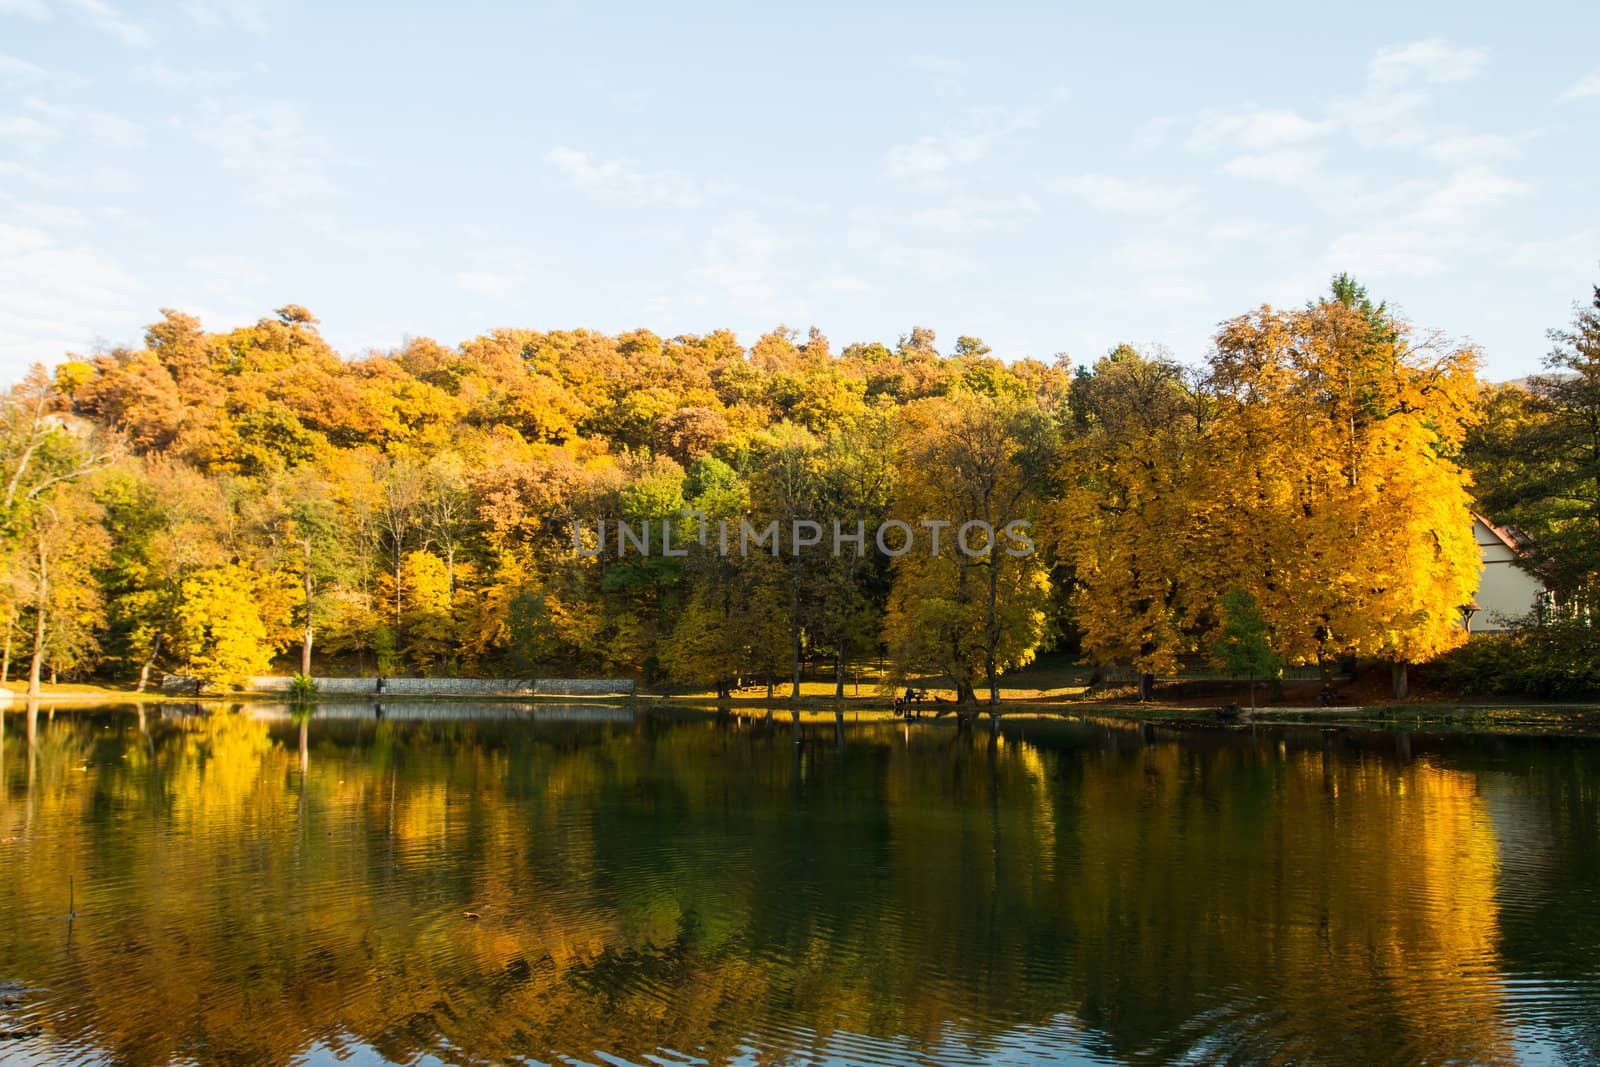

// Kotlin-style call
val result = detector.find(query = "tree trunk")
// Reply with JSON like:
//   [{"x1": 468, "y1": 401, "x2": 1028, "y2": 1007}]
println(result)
[
  {"x1": 789, "y1": 576, "x2": 801, "y2": 701},
  {"x1": 834, "y1": 643, "x2": 845, "y2": 701},
  {"x1": 955, "y1": 678, "x2": 977, "y2": 705},
  {"x1": 137, "y1": 630, "x2": 162, "y2": 693},
  {"x1": 1, "y1": 605, "x2": 13, "y2": 683},
  {"x1": 27, "y1": 530, "x2": 47, "y2": 698},
  {"x1": 27, "y1": 596, "x2": 46, "y2": 698},
  {"x1": 985, "y1": 548, "x2": 1002, "y2": 704},
  {"x1": 302, "y1": 537, "x2": 315, "y2": 676},
  {"x1": 1391, "y1": 660, "x2": 1408, "y2": 701}
]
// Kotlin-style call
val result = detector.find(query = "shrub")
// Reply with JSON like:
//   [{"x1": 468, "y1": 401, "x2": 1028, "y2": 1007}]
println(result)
[
  {"x1": 1423, "y1": 622, "x2": 1600, "y2": 698},
  {"x1": 289, "y1": 672, "x2": 318, "y2": 704}
]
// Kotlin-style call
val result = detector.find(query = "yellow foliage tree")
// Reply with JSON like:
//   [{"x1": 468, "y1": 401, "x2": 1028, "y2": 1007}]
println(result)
[
  {"x1": 1051, "y1": 347, "x2": 1202, "y2": 697},
  {"x1": 173, "y1": 564, "x2": 284, "y2": 689},
  {"x1": 1200, "y1": 278, "x2": 1481, "y2": 695}
]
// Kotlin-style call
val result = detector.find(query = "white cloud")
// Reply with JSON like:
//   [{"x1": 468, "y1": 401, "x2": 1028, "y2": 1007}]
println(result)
[
  {"x1": 1325, "y1": 227, "x2": 1443, "y2": 277},
  {"x1": 906, "y1": 193, "x2": 1038, "y2": 233},
  {"x1": 544, "y1": 146, "x2": 702, "y2": 209},
  {"x1": 1113, "y1": 238, "x2": 1205, "y2": 272},
  {"x1": 1188, "y1": 107, "x2": 1335, "y2": 152},
  {"x1": 0, "y1": 160, "x2": 50, "y2": 186},
  {"x1": 181, "y1": 101, "x2": 335, "y2": 205},
  {"x1": 0, "y1": 0, "x2": 48, "y2": 17},
  {"x1": 0, "y1": 221, "x2": 139, "y2": 380},
  {"x1": 63, "y1": 0, "x2": 151, "y2": 46},
  {"x1": 1208, "y1": 220, "x2": 1309, "y2": 244},
  {"x1": 1426, "y1": 132, "x2": 1521, "y2": 164},
  {"x1": 1508, "y1": 230, "x2": 1600, "y2": 275},
  {"x1": 83, "y1": 109, "x2": 144, "y2": 149},
  {"x1": 1330, "y1": 39, "x2": 1488, "y2": 149},
  {"x1": 0, "y1": 114, "x2": 59, "y2": 150},
  {"x1": 846, "y1": 223, "x2": 969, "y2": 284},
  {"x1": 1188, "y1": 41, "x2": 1490, "y2": 179},
  {"x1": 0, "y1": 54, "x2": 47, "y2": 80},
  {"x1": 20, "y1": 97, "x2": 145, "y2": 150},
  {"x1": 454, "y1": 246, "x2": 537, "y2": 299},
  {"x1": 187, "y1": 252, "x2": 262, "y2": 284},
  {"x1": 1318, "y1": 166, "x2": 1529, "y2": 282},
  {"x1": 1368, "y1": 39, "x2": 1486, "y2": 89},
  {"x1": 0, "y1": 53, "x2": 88, "y2": 88},
  {"x1": 1048, "y1": 173, "x2": 1195, "y2": 215},
  {"x1": 902, "y1": 55, "x2": 967, "y2": 79},
  {"x1": 456, "y1": 270, "x2": 518, "y2": 297},
  {"x1": 814, "y1": 274, "x2": 871, "y2": 295},
  {"x1": 692, "y1": 211, "x2": 806, "y2": 321},
  {"x1": 1331, "y1": 87, "x2": 1435, "y2": 148},
  {"x1": 181, "y1": 0, "x2": 269, "y2": 32},
  {"x1": 901, "y1": 55, "x2": 967, "y2": 97},
  {"x1": 0, "y1": 195, "x2": 87, "y2": 227},
  {"x1": 1140, "y1": 277, "x2": 1207, "y2": 307},
  {"x1": 881, "y1": 108, "x2": 1036, "y2": 188},
  {"x1": 137, "y1": 61, "x2": 242, "y2": 87},
  {"x1": 883, "y1": 131, "x2": 992, "y2": 182},
  {"x1": 1132, "y1": 115, "x2": 1177, "y2": 150},
  {"x1": 1412, "y1": 166, "x2": 1528, "y2": 225},
  {"x1": 1562, "y1": 67, "x2": 1600, "y2": 101},
  {"x1": 1221, "y1": 150, "x2": 1324, "y2": 185}
]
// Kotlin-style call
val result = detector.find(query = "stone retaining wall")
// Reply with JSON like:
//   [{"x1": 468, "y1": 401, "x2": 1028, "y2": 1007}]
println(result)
[
  {"x1": 244, "y1": 701, "x2": 633, "y2": 722},
  {"x1": 242, "y1": 675, "x2": 634, "y2": 697}
]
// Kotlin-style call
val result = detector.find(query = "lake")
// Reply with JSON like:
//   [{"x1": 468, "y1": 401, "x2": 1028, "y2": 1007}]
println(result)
[{"x1": 2, "y1": 702, "x2": 1598, "y2": 1065}]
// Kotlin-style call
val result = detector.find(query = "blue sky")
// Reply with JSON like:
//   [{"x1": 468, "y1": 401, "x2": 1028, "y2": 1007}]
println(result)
[{"x1": 2, "y1": 1, "x2": 1597, "y2": 384}]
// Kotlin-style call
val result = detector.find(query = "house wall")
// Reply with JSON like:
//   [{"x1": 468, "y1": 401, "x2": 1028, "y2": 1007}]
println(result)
[{"x1": 1471, "y1": 518, "x2": 1545, "y2": 631}]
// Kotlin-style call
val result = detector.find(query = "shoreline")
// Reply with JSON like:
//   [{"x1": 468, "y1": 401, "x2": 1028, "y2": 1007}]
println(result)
[{"x1": 7, "y1": 684, "x2": 1600, "y2": 737}]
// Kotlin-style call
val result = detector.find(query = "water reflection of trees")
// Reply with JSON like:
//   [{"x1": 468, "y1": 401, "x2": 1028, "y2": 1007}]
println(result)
[{"x1": 0, "y1": 710, "x2": 1596, "y2": 1065}]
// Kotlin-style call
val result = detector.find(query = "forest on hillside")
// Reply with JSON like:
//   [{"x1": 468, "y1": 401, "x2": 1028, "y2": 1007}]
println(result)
[{"x1": 3, "y1": 275, "x2": 1599, "y2": 701}]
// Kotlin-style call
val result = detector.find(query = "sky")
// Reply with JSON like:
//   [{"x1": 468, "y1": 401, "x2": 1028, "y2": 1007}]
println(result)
[{"x1": 1, "y1": 1, "x2": 1598, "y2": 385}]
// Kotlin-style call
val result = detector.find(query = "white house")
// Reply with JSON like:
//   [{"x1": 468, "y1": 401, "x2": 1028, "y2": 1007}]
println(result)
[{"x1": 1468, "y1": 514, "x2": 1551, "y2": 632}]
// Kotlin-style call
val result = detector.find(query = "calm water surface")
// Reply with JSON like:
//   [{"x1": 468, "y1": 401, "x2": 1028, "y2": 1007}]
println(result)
[{"x1": 1, "y1": 702, "x2": 1598, "y2": 1065}]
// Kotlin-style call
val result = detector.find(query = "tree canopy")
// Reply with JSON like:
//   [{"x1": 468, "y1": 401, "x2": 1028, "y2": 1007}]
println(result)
[{"x1": 1, "y1": 274, "x2": 1565, "y2": 701}]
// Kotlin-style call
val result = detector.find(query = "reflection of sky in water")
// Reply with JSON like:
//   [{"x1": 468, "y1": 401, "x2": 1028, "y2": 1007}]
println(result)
[{"x1": 1, "y1": 708, "x2": 1598, "y2": 1065}]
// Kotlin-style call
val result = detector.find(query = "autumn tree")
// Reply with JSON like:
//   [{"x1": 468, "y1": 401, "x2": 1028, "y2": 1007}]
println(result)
[
  {"x1": 1202, "y1": 278, "x2": 1480, "y2": 697},
  {"x1": 1053, "y1": 346, "x2": 1202, "y2": 699},
  {"x1": 811, "y1": 406, "x2": 894, "y2": 699},
  {"x1": 885, "y1": 390, "x2": 1054, "y2": 707},
  {"x1": 747, "y1": 423, "x2": 825, "y2": 699},
  {"x1": 96, "y1": 459, "x2": 231, "y2": 689},
  {"x1": 172, "y1": 563, "x2": 286, "y2": 689},
  {"x1": 1, "y1": 367, "x2": 121, "y2": 694}
]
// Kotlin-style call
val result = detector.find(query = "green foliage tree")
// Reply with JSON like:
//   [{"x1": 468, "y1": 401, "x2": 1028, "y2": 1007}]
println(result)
[
  {"x1": 1467, "y1": 278, "x2": 1600, "y2": 617},
  {"x1": 1212, "y1": 588, "x2": 1284, "y2": 709}
]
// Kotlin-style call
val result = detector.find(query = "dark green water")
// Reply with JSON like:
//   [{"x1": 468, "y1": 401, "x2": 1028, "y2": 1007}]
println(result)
[{"x1": 2, "y1": 702, "x2": 1598, "y2": 1065}]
